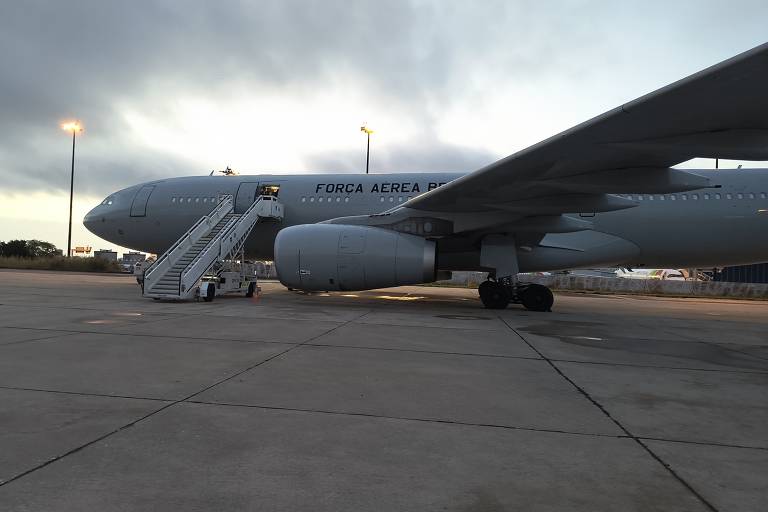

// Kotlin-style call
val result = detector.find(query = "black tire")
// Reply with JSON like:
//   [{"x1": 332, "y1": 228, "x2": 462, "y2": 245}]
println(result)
[
  {"x1": 478, "y1": 281, "x2": 510, "y2": 309},
  {"x1": 245, "y1": 282, "x2": 255, "y2": 298},
  {"x1": 520, "y1": 284, "x2": 553, "y2": 312},
  {"x1": 202, "y1": 283, "x2": 216, "y2": 302}
]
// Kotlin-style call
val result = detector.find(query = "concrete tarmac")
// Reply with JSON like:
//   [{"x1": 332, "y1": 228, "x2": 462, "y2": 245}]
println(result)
[{"x1": 0, "y1": 269, "x2": 766, "y2": 511}]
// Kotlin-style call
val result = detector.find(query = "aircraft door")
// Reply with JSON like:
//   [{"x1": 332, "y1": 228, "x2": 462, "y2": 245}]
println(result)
[
  {"x1": 130, "y1": 185, "x2": 155, "y2": 217},
  {"x1": 234, "y1": 182, "x2": 260, "y2": 213}
]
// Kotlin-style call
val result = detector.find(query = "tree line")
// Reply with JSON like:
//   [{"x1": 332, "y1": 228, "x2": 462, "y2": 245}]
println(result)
[{"x1": 0, "y1": 240, "x2": 61, "y2": 258}]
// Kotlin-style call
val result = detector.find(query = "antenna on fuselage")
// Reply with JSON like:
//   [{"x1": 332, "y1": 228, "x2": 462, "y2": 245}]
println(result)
[{"x1": 213, "y1": 166, "x2": 239, "y2": 176}]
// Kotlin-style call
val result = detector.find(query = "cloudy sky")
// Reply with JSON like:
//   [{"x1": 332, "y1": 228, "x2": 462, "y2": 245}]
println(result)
[{"x1": 1, "y1": 0, "x2": 767, "y2": 253}]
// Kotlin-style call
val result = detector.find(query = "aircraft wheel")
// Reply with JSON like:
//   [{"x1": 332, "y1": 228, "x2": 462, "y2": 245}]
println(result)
[
  {"x1": 520, "y1": 284, "x2": 553, "y2": 312},
  {"x1": 245, "y1": 282, "x2": 255, "y2": 298},
  {"x1": 203, "y1": 283, "x2": 216, "y2": 302},
  {"x1": 478, "y1": 281, "x2": 510, "y2": 309}
]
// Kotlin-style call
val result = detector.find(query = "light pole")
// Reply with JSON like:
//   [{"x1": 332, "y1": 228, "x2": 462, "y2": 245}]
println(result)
[
  {"x1": 61, "y1": 121, "x2": 83, "y2": 257},
  {"x1": 360, "y1": 125, "x2": 373, "y2": 174}
]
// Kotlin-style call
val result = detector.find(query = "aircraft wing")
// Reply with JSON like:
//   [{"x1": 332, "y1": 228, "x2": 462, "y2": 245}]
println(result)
[
  {"x1": 326, "y1": 42, "x2": 768, "y2": 236},
  {"x1": 402, "y1": 41, "x2": 768, "y2": 215}
]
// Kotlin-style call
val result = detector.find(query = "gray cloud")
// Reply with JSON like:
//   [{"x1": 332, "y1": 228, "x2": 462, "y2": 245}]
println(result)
[
  {"x1": 1, "y1": 1, "x2": 767, "y2": 195},
  {"x1": 305, "y1": 136, "x2": 497, "y2": 175}
]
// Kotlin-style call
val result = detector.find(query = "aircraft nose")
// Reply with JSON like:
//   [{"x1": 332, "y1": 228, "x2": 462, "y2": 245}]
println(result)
[
  {"x1": 83, "y1": 205, "x2": 107, "y2": 236},
  {"x1": 83, "y1": 206, "x2": 102, "y2": 236}
]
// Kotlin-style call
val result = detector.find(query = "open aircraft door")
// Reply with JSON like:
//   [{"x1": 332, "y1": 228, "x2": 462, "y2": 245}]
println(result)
[
  {"x1": 130, "y1": 185, "x2": 155, "y2": 217},
  {"x1": 234, "y1": 182, "x2": 260, "y2": 214}
]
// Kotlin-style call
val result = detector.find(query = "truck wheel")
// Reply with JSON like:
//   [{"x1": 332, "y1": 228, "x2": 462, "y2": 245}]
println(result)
[
  {"x1": 246, "y1": 282, "x2": 255, "y2": 298},
  {"x1": 203, "y1": 283, "x2": 216, "y2": 302}
]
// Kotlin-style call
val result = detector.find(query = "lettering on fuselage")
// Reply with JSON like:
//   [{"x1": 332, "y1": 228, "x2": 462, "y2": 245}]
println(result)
[{"x1": 314, "y1": 182, "x2": 446, "y2": 194}]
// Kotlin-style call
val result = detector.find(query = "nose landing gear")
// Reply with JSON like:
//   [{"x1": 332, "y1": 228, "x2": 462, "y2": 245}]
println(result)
[{"x1": 478, "y1": 280, "x2": 553, "y2": 312}]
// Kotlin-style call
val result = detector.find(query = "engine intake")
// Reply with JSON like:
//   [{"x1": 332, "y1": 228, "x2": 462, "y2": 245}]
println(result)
[{"x1": 274, "y1": 224, "x2": 436, "y2": 291}]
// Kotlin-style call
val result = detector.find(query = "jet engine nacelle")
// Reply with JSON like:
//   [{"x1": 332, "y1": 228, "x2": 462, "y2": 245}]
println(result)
[{"x1": 274, "y1": 224, "x2": 436, "y2": 291}]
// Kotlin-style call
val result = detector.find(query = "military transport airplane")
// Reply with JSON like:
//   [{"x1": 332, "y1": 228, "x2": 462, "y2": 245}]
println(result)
[{"x1": 85, "y1": 42, "x2": 768, "y2": 311}]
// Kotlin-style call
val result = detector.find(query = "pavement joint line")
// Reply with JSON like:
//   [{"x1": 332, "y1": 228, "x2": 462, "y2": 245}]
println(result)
[
  {"x1": 547, "y1": 358, "x2": 768, "y2": 374},
  {"x1": 0, "y1": 297, "x2": 372, "y2": 325},
  {"x1": 303, "y1": 342, "x2": 768, "y2": 373},
  {"x1": 2, "y1": 384, "x2": 766, "y2": 452},
  {"x1": 0, "y1": 325, "x2": 299, "y2": 347},
  {"x1": 0, "y1": 309, "x2": 372, "y2": 489},
  {"x1": 499, "y1": 315, "x2": 720, "y2": 512},
  {"x1": 0, "y1": 332, "x2": 80, "y2": 347},
  {"x1": 183, "y1": 399, "x2": 629, "y2": 440},
  {"x1": 517, "y1": 330, "x2": 762, "y2": 346},
  {"x1": 712, "y1": 344, "x2": 768, "y2": 363},
  {"x1": 303, "y1": 341, "x2": 544, "y2": 361},
  {"x1": 5, "y1": 325, "x2": 764, "y2": 374},
  {"x1": 350, "y1": 321, "x2": 509, "y2": 332},
  {"x1": 638, "y1": 436, "x2": 768, "y2": 452},
  {"x1": 0, "y1": 385, "x2": 173, "y2": 403}
]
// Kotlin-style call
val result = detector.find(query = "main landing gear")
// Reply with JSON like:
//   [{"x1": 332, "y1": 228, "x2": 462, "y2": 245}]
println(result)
[{"x1": 478, "y1": 280, "x2": 553, "y2": 312}]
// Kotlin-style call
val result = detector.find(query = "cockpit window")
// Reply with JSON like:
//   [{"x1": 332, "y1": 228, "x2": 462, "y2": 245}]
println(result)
[{"x1": 101, "y1": 196, "x2": 115, "y2": 206}]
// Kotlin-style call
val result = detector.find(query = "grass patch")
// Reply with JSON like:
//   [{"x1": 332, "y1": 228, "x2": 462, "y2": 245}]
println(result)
[{"x1": 0, "y1": 256, "x2": 122, "y2": 273}]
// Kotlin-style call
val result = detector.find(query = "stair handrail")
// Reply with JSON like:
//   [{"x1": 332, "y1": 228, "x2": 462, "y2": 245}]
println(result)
[
  {"x1": 177, "y1": 195, "x2": 283, "y2": 298},
  {"x1": 143, "y1": 196, "x2": 233, "y2": 293},
  {"x1": 178, "y1": 213, "x2": 242, "y2": 294},
  {"x1": 220, "y1": 196, "x2": 273, "y2": 259}
]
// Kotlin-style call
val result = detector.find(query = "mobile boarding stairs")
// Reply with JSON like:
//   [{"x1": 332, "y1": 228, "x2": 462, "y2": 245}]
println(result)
[{"x1": 141, "y1": 195, "x2": 283, "y2": 301}]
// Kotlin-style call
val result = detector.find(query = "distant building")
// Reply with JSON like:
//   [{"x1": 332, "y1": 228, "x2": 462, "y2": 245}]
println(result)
[
  {"x1": 122, "y1": 252, "x2": 146, "y2": 265},
  {"x1": 93, "y1": 249, "x2": 117, "y2": 261}
]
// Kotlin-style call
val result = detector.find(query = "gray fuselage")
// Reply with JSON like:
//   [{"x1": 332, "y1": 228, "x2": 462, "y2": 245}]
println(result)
[{"x1": 84, "y1": 169, "x2": 768, "y2": 271}]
